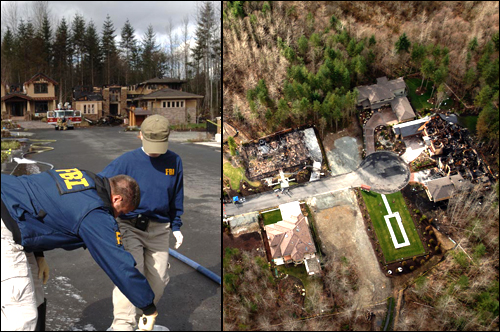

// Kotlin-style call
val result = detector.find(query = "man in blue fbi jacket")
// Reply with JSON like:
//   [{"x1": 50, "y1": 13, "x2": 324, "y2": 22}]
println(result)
[
  {"x1": 100, "y1": 114, "x2": 183, "y2": 331},
  {"x1": 1, "y1": 169, "x2": 158, "y2": 331}
]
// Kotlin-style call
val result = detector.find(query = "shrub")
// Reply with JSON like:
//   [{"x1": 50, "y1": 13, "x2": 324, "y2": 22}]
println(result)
[
  {"x1": 425, "y1": 225, "x2": 431, "y2": 231},
  {"x1": 435, "y1": 246, "x2": 440, "y2": 252},
  {"x1": 429, "y1": 230, "x2": 434, "y2": 235},
  {"x1": 420, "y1": 259, "x2": 425, "y2": 265},
  {"x1": 410, "y1": 266, "x2": 415, "y2": 270},
  {"x1": 402, "y1": 261, "x2": 407, "y2": 266},
  {"x1": 429, "y1": 239, "x2": 435, "y2": 244},
  {"x1": 413, "y1": 256, "x2": 417, "y2": 261}
]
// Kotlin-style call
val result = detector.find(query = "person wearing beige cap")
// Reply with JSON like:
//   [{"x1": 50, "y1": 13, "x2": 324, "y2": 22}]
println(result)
[{"x1": 99, "y1": 114, "x2": 184, "y2": 331}]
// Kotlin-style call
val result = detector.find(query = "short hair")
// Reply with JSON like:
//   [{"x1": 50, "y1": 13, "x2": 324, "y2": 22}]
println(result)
[{"x1": 109, "y1": 175, "x2": 141, "y2": 210}]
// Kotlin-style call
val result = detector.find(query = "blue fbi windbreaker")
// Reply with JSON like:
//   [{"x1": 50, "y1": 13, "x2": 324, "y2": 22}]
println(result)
[
  {"x1": 0, "y1": 170, "x2": 155, "y2": 311},
  {"x1": 99, "y1": 148, "x2": 184, "y2": 231}
]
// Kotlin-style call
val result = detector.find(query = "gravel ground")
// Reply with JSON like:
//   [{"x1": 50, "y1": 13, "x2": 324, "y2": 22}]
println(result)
[
  {"x1": 307, "y1": 190, "x2": 392, "y2": 309},
  {"x1": 325, "y1": 137, "x2": 362, "y2": 176}
]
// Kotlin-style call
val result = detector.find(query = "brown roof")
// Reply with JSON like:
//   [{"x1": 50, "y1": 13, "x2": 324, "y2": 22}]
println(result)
[
  {"x1": 130, "y1": 108, "x2": 153, "y2": 116},
  {"x1": 356, "y1": 76, "x2": 407, "y2": 105},
  {"x1": 24, "y1": 73, "x2": 58, "y2": 85},
  {"x1": 1, "y1": 93, "x2": 32, "y2": 101},
  {"x1": 134, "y1": 88, "x2": 203, "y2": 100},
  {"x1": 390, "y1": 96, "x2": 415, "y2": 122},
  {"x1": 266, "y1": 213, "x2": 316, "y2": 262},
  {"x1": 138, "y1": 77, "x2": 187, "y2": 85},
  {"x1": 426, "y1": 177, "x2": 455, "y2": 202}
]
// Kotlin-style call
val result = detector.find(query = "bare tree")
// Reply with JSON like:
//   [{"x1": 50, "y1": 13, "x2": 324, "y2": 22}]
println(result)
[{"x1": 181, "y1": 15, "x2": 190, "y2": 80}]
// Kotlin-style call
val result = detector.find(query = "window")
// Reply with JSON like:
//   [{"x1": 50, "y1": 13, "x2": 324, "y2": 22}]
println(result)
[
  {"x1": 176, "y1": 101, "x2": 179, "y2": 107},
  {"x1": 163, "y1": 101, "x2": 166, "y2": 108},
  {"x1": 34, "y1": 83, "x2": 48, "y2": 94},
  {"x1": 167, "y1": 101, "x2": 171, "y2": 108},
  {"x1": 84, "y1": 105, "x2": 87, "y2": 114},
  {"x1": 92, "y1": 105, "x2": 95, "y2": 114},
  {"x1": 181, "y1": 101, "x2": 184, "y2": 107}
]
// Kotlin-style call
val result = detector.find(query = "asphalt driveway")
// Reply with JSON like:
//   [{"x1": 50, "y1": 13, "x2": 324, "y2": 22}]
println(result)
[
  {"x1": 225, "y1": 151, "x2": 410, "y2": 216},
  {"x1": 5, "y1": 127, "x2": 221, "y2": 331}
]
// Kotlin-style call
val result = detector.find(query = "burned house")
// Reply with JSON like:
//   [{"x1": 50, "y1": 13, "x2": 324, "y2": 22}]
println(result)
[
  {"x1": 421, "y1": 115, "x2": 492, "y2": 187},
  {"x1": 241, "y1": 128, "x2": 321, "y2": 180}
]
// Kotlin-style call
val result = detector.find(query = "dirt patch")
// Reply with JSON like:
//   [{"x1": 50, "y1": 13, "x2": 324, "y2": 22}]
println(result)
[
  {"x1": 223, "y1": 231, "x2": 266, "y2": 254},
  {"x1": 277, "y1": 275, "x2": 305, "y2": 310},
  {"x1": 322, "y1": 115, "x2": 363, "y2": 152},
  {"x1": 310, "y1": 190, "x2": 392, "y2": 308}
]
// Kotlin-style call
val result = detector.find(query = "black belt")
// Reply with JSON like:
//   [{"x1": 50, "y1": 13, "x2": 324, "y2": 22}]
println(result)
[{"x1": 120, "y1": 215, "x2": 162, "y2": 232}]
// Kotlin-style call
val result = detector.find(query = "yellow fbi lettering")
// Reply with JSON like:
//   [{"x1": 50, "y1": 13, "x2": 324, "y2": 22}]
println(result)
[
  {"x1": 165, "y1": 168, "x2": 175, "y2": 175},
  {"x1": 116, "y1": 231, "x2": 122, "y2": 245},
  {"x1": 55, "y1": 168, "x2": 90, "y2": 189}
]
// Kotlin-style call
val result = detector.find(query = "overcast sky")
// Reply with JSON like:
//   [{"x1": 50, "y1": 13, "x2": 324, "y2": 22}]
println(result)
[{"x1": 0, "y1": 1, "x2": 220, "y2": 49}]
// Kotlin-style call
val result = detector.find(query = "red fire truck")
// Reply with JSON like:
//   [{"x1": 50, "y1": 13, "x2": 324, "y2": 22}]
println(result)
[{"x1": 47, "y1": 104, "x2": 82, "y2": 130}]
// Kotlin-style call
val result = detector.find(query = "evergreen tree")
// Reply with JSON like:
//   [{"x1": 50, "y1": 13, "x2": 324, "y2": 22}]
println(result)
[
  {"x1": 72, "y1": 14, "x2": 86, "y2": 86},
  {"x1": 395, "y1": 32, "x2": 411, "y2": 54},
  {"x1": 53, "y1": 18, "x2": 71, "y2": 101},
  {"x1": 120, "y1": 19, "x2": 137, "y2": 85},
  {"x1": 84, "y1": 21, "x2": 101, "y2": 87},
  {"x1": 101, "y1": 14, "x2": 118, "y2": 84},
  {"x1": 192, "y1": 1, "x2": 216, "y2": 119}
]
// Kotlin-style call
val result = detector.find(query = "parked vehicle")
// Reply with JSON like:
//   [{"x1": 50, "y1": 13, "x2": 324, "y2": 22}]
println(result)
[{"x1": 47, "y1": 103, "x2": 81, "y2": 130}]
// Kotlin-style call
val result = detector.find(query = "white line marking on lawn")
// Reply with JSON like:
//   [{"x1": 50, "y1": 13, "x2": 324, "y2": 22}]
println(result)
[{"x1": 381, "y1": 194, "x2": 410, "y2": 249}]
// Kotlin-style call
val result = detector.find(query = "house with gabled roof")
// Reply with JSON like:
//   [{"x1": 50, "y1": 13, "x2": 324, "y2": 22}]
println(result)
[
  {"x1": 356, "y1": 76, "x2": 416, "y2": 123},
  {"x1": 1, "y1": 73, "x2": 58, "y2": 120},
  {"x1": 265, "y1": 201, "x2": 320, "y2": 275}
]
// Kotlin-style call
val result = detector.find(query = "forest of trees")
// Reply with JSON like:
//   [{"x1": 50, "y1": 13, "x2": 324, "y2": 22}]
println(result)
[
  {"x1": 1, "y1": 1, "x2": 221, "y2": 119},
  {"x1": 223, "y1": 1, "x2": 498, "y2": 150},
  {"x1": 223, "y1": 2, "x2": 499, "y2": 331}
]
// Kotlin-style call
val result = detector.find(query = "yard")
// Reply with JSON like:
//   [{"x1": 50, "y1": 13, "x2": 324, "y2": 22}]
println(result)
[
  {"x1": 361, "y1": 190, "x2": 425, "y2": 263},
  {"x1": 223, "y1": 161, "x2": 260, "y2": 190},
  {"x1": 261, "y1": 208, "x2": 283, "y2": 226},
  {"x1": 406, "y1": 77, "x2": 434, "y2": 112}
]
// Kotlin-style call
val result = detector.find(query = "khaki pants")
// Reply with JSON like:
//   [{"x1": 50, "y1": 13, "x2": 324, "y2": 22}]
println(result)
[
  {"x1": 1, "y1": 219, "x2": 44, "y2": 331},
  {"x1": 111, "y1": 219, "x2": 171, "y2": 331}
]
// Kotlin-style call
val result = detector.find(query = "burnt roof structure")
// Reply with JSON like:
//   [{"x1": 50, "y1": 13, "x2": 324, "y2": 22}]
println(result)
[
  {"x1": 241, "y1": 128, "x2": 314, "y2": 180},
  {"x1": 422, "y1": 115, "x2": 493, "y2": 187}
]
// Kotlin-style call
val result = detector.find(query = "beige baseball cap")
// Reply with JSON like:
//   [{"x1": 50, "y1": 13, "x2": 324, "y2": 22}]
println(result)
[{"x1": 141, "y1": 115, "x2": 170, "y2": 154}]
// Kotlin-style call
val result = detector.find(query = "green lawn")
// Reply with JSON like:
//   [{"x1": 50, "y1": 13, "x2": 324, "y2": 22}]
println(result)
[
  {"x1": 361, "y1": 190, "x2": 425, "y2": 263},
  {"x1": 223, "y1": 162, "x2": 260, "y2": 190},
  {"x1": 406, "y1": 77, "x2": 434, "y2": 112},
  {"x1": 261, "y1": 209, "x2": 283, "y2": 225}
]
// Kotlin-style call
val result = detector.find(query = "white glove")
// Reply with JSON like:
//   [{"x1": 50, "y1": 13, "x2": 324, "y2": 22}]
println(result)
[
  {"x1": 173, "y1": 231, "x2": 183, "y2": 249},
  {"x1": 36, "y1": 257, "x2": 50, "y2": 284},
  {"x1": 138, "y1": 311, "x2": 158, "y2": 331}
]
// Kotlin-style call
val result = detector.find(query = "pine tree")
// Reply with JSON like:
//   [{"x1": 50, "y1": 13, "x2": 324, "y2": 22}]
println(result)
[
  {"x1": 192, "y1": 1, "x2": 217, "y2": 119},
  {"x1": 395, "y1": 33, "x2": 411, "y2": 54},
  {"x1": 101, "y1": 14, "x2": 118, "y2": 84},
  {"x1": 84, "y1": 21, "x2": 101, "y2": 87},
  {"x1": 120, "y1": 19, "x2": 137, "y2": 85}
]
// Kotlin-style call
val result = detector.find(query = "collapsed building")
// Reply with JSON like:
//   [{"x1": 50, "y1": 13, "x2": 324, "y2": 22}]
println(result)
[
  {"x1": 241, "y1": 128, "x2": 322, "y2": 180},
  {"x1": 421, "y1": 115, "x2": 492, "y2": 189}
]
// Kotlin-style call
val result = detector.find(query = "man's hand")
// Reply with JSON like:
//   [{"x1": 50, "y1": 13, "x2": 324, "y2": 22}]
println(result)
[
  {"x1": 138, "y1": 311, "x2": 158, "y2": 331},
  {"x1": 173, "y1": 231, "x2": 183, "y2": 249},
  {"x1": 36, "y1": 257, "x2": 50, "y2": 284}
]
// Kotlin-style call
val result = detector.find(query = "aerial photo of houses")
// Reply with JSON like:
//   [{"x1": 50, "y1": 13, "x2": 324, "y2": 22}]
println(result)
[{"x1": 223, "y1": 1, "x2": 499, "y2": 331}]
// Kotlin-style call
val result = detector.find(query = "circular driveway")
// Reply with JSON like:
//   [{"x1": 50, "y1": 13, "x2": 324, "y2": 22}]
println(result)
[{"x1": 356, "y1": 151, "x2": 410, "y2": 194}]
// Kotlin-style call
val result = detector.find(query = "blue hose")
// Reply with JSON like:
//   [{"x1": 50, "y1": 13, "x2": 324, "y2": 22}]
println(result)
[{"x1": 169, "y1": 249, "x2": 221, "y2": 285}]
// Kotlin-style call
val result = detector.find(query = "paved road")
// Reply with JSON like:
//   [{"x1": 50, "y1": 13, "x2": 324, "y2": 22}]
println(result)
[
  {"x1": 225, "y1": 151, "x2": 410, "y2": 216},
  {"x1": 6, "y1": 127, "x2": 221, "y2": 331}
]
